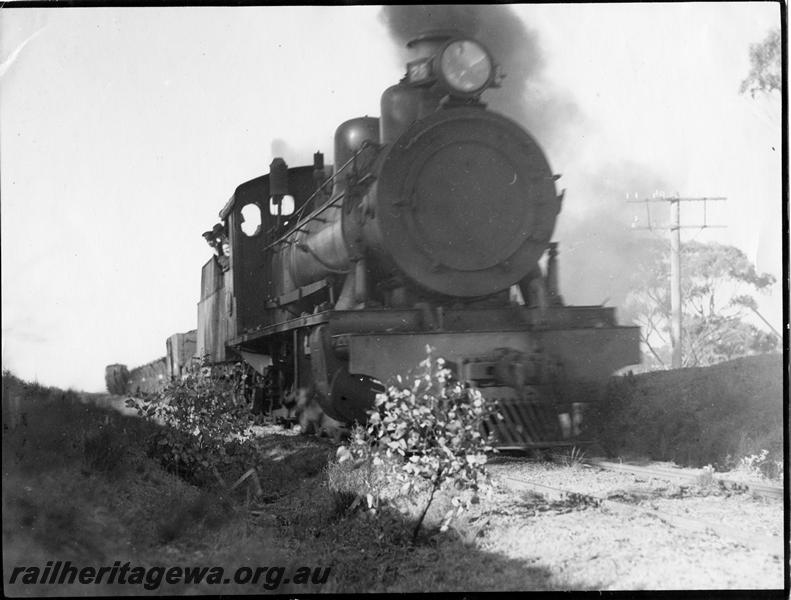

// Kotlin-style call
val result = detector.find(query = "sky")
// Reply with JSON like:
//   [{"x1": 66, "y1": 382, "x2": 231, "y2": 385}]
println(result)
[{"x1": 1, "y1": 3, "x2": 783, "y2": 392}]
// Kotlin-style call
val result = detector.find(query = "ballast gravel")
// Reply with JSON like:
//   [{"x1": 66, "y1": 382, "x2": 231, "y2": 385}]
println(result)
[{"x1": 465, "y1": 461, "x2": 784, "y2": 590}]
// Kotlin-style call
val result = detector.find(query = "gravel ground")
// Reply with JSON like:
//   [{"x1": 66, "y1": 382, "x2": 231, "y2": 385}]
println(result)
[{"x1": 474, "y1": 461, "x2": 785, "y2": 590}]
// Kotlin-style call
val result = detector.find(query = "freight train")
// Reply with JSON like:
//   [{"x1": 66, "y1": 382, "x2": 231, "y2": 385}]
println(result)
[{"x1": 108, "y1": 31, "x2": 640, "y2": 447}]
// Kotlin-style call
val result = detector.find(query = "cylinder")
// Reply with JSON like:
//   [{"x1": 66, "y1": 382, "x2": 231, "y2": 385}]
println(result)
[{"x1": 287, "y1": 216, "x2": 350, "y2": 288}]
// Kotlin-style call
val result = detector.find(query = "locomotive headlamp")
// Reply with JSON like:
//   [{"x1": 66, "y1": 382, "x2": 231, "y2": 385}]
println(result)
[{"x1": 437, "y1": 39, "x2": 493, "y2": 95}]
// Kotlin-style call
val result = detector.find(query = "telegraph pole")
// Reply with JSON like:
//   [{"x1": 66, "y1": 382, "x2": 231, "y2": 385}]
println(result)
[
  {"x1": 669, "y1": 198, "x2": 682, "y2": 368},
  {"x1": 628, "y1": 194, "x2": 726, "y2": 369}
]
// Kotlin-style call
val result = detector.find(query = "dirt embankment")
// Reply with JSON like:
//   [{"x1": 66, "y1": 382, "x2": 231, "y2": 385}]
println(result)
[{"x1": 588, "y1": 353, "x2": 784, "y2": 468}]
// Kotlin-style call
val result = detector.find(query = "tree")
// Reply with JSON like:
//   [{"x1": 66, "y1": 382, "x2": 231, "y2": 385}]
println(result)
[
  {"x1": 740, "y1": 28, "x2": 781, "y2": 97},
  {"x1": 622, "y1": 239, "x2": 778, "y2": 369}
]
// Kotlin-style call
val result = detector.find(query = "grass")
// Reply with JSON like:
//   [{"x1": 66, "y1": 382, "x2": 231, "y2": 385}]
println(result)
[
  {"x1": 695, "y1": 465, "x2": 717, "y2": 488},
  {"x1": 2, "y1": 370, "x2": 574, "y2": 594},
  {"x1": 550, "y1": 446, "x2": 587, "y2": 469},
  {"x1": 82, "y1": 426, "x2": 127, "y2": 474}
]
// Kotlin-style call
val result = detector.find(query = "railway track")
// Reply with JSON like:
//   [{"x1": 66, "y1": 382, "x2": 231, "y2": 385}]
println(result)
[
  {"x1": 584, "y1": 458, "x2": 784, "y2": 500},
  {"x1": 494, "y1": 451, "x2": 783, "y2": 501},
  {"x1": 495, "y1": 471, "x2": 782, "y2": 556},
  {"x1": 492, "y1": 457, "x2": 783, "y2": 556}
]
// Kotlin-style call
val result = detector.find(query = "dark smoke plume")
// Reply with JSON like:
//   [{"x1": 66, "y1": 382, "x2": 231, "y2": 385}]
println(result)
[
  {"x1": 379, "y1": 6, "x2": 667, "y2": 313},
  {"x1": 380, "y1": 5, "x2": 573, "y2": 141},
  {"x1": 380, "y1": 5, "x2": 543, "y2": 84}
]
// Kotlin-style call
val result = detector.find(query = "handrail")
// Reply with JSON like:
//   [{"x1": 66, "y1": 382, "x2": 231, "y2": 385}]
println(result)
[{"x1": 262, "y1": 140, "x2": 380, "y2": 253}]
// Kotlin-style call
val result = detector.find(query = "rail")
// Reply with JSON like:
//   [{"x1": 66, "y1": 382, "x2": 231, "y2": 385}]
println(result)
[
  {"x1": 585, "y1": 458, "x2": 783, "y2": 500},
  {"x1": 495, "y1": 470, "x2": 782, "y2": 555}
]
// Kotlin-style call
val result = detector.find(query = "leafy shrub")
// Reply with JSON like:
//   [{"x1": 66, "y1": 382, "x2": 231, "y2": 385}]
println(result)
[
  {"x1": 736, "y1": 449, "x2": 783, "y2": 481},
  {"x1": 127, "y1": 369, "x2": 253, "y2": 484},
  {"x1": 337, "y1": 350, "x2": 501, "y2": 540}
]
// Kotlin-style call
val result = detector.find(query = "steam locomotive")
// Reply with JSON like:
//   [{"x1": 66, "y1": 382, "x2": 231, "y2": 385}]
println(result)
[{"x1": 112, "y1": 31, "x2": 640, "y2": 447}]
